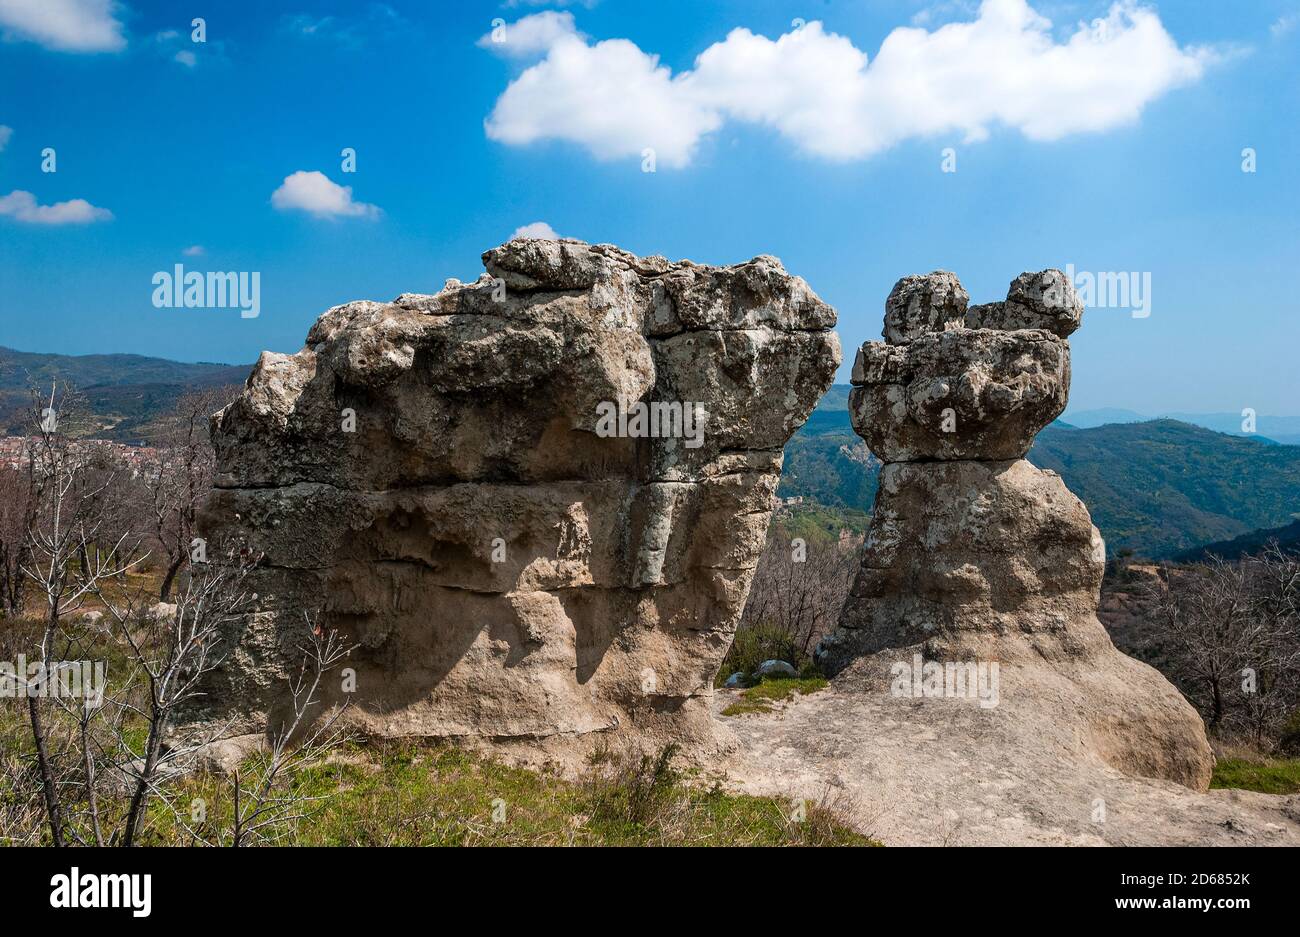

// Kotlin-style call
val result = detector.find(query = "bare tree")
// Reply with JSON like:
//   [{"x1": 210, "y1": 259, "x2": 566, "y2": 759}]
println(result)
[
  {"x1": 1237, "y1": 543, "x2": 1300, "y2": 743},
  {"x1": 13, "y1": 548, "x2": 355, "y2": 847},
  {"x1": 92, "y1": 545, "x2": 258, "y2": 846},
  {"x1": 150, "y1": 386, "x2": 237, "y2": 601},
  {"x1": 0, "y1": 459, "x2": 35, "y2": 617},
  {"x1": 18, "y1": 382, "x2": 139, "y2": 846},
  {"x1": 1149, "y1": 556, "x2": 1249, "y2": 730},
  {"x1": 730, "y1": 522, "x2": 860, "y2": 672},
  {"x1": 229, "y1": 613, "x2": 353, "y2": 846},
  {"x1": 1149, "y1": 544, "x2": 1300, "y2": 744},
  {"x1": 8, "y1": 381, "x2": 354, "y2": 847}
]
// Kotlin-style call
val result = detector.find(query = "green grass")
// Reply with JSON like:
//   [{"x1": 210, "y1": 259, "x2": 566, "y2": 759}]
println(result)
[
  {"x1": 720, "y1": 676, "x2": 829, "y2": 717},
  {"x1": 720, "y1": 699, "x2": 773, "y2": 717},
  {"x1": 1, "y1": 724, "x2": 874, "y2": 845},
  {"x1": 1210, "y1": 757, "x2": 1300, "y2": 795},
  {"x1": 715, "y1": 623, "x2": 826, "y2": 688},
  {"x1": 1, "y1": 606, "x2": 872, "y2": 847},
  {"x1": 142, "y1": 740, "x2": 873, "y2": 846}
]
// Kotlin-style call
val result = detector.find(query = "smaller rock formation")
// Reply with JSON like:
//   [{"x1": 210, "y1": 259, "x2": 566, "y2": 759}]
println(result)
[{"x1": 817, "y1": 270, "x2": 1214, "y2": 790}]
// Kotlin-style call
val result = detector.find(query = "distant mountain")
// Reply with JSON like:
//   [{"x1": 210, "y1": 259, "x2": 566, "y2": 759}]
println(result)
[
  {"x1": 780, "y1": 410, "x2": 880, "y2": 510},
  {"x1": 1065, "y1": 406, "x2": 1300, "y2": 445},
  {"x1": 1028, "y1": 420, "x2": 1300, "y2": 558},
  {"x1": 1062, "y1": 407, "x2": 1147, "y2": 427},
  {"x1": 1171, "y1": 519, "x2": 1300, "y2": 563},
  {"x1": 0, "y1": 346, "x2": 250, "y2": 443},
  {"x1": 783, "y1": 390, "x2": 1300, "y2": 560},
  {"x1": 812, "y1": 383, "x2": 851, "y2": 412}
]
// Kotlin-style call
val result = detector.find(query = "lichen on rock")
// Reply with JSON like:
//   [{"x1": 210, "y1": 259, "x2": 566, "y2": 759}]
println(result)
[
  {"x1": 190, "y1": 237, "x2": 839, "y2": 762},
  {"x1": 817, "y1": 269, "x2": 1214, "y2": 791}
]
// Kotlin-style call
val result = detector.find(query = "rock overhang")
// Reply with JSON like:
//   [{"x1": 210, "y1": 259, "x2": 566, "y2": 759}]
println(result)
[
  {"x1": 818, "y1": 266, "x2": 1214, "y2": 791},
  {"x1": 190, "y1": 237, "x2": 840, "y2": 761}
]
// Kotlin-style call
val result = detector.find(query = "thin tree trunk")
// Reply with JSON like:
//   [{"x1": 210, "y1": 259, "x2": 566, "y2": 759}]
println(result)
[
  {"x1": 159, "y1": 553, "x2": 185, "y2": 601},
  {"x1": 81, "y1": 718, "x2": 105, "y2": 846},
  {"x1": 27, "y1": 695, "x2": 64, "y2": 846},
  {"x1": 122, "y1": 714, "x2": 165, "y2": 847},
  {"x1": 77, "y1": 540, "x2": 91, "y2": 580}
]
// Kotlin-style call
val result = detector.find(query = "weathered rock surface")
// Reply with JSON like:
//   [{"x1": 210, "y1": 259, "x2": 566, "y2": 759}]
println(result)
[
  {"x1": 966, "y1": 269, "x2": 1084, "y2": 337},
  {"x1": 716, "y1": 683, "x2": 1300, "y2": 846},
  {"x1": 882, "y1": 271, "x2": 969, "y2": 345},
  {"x1": 191, "y1": 238, "x2": 839, "y2": 761},
  {"x1": 849, "y1": 329, "x2": 1069, "y2": 461},
  {"x1": 817, "y1": 269, "x2": 1214, "y2": 791}
]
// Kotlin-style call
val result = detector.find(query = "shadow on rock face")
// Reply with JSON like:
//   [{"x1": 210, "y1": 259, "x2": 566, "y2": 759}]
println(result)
[
  {"x1": 817, "y1": 268, "x2": 1214, "y2": 791},
  {"x1": 186, "y1": 238, "x2": 840, "y2": 764}
]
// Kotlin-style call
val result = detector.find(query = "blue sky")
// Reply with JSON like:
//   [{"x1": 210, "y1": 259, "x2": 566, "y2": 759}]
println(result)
[{"x1": 0, "y1": 0, "x2": 1297, "y2": 415}]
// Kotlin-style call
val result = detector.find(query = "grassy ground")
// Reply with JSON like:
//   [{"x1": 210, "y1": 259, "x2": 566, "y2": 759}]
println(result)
[
  {"x1": 2, "y1": 573, "x2": 874, "y2": 847},
  {"x1": 147, "y1": 740, "x2": 876, "y2": 846},
  {"x1": 1210, "y1": 757, "x2": 1300, "y2": 795},
  {"x1": 1, "y1": 651, "x2": 871, "y2": 846},
  {"x1": 715, "y1": 622, "x2": 827, "y2": 688},
  {"x1": 0, "y1": 731, "x2": 875, "y2": 846},
  {"x1": 720, "y1": 676, "x2": 829, "y2": 717}
]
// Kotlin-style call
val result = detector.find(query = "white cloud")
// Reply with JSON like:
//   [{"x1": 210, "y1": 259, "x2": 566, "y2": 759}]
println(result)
[
  {"x1": 281, "y1": 5, "x2": 411, "y2": 47},
  {"x1": 271, "y1": 170, "x2": 381, "y2": 219},
  {"x1": 482, "y1": 15, "x2": 719, "y2": 168},
  {"x1": 504, "y1": 0, "x2": 598, "y2": 7},
  {"x1": 482, "y1": 0, "x2": 1211, "y2": 168},
  {"x1": 0, "y1": 125, "x2": 11, "y2": 152},
  {"x1": 284, "y1": 14, "x2": 336, "y2": 38},
  {"x1": 182, "y1": 244, "x2": 205, "y2": 256},
  {"x1": 911, "y1": 1, "x2": 979, "y2": 27},
  {"x1": 0, "y1": 0, "x2": 126, "y2": 52},
  {"x1": 151, "y1": 28, "x2": 224, "y2": 68},
  {"x1": 477, "y1": 10, "x2": 583, "y2": 58},
  {"x1": 511, "y1": 221, "x2": 558, "y2": 240},
  {"x1": 0, "y1": 189, "x2": 112, "y2": 224},
  {"x1": 1271, "y1": 14, "x2": 1298, "y2": 38}
]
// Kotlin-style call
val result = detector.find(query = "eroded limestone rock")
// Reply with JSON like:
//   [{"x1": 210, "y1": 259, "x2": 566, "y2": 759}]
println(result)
[
  {"x1": 817, "y1": 269, "x2": 1214, "y2": 790},
  {"x1": 849, "y1": 329, "x2": 1069, "y2": 461},
  {"x1": 966, "y1": 269, "x2": 1084, "y2": 338},
  {"x1": 192, "y1": 238, "x2": 839, "y2": 761},
  {"x1": 882, "y1": 271, "x2": 969, "y2": 345}
]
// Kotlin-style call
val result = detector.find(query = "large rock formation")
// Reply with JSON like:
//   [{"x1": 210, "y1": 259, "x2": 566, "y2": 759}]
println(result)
[
  {"x1": 816, "y1": 270, "x2": 1214, "y2": 790},
  {"x1": 192, "y1": 238, "x2": 839, "y2": 760}
]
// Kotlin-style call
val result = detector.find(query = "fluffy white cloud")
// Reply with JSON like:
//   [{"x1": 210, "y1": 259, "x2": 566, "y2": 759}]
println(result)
[
  {"x1": 482, "y1": 15, "x2": 719, "y2": 168},
  {"x1": 1271, "y1": 14, "x2": 1298, "y2": 38},
  {"x1": 271, "y1": 171, "x2": 381, "y2": 219},
  {"x1": 0, "y1": 0, "x2": 126, "y2": 52},
  {"x1": 182, "y1": 244, "x2": 205, "y2": 256},
  {"x1": 0, "y1": 189, "x2": 112, "y2": 224},
  {"x1": 483, "y1": 0, "x2": 1210, "y2": 167},
  {"x1": 477, "y1": 10, "x2": 583, "y2": 58},
  {"x1": 511, "y1": 221, "x2": 558, "y2": 239},
  {"x1": 0, "y1": 125, "x2": 12, "y2": 152}
]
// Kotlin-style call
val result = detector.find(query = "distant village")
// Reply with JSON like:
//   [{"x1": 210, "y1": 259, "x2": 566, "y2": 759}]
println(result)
[{"x1": 0, "y1": 436, "x2": 173, "y2": 480}]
